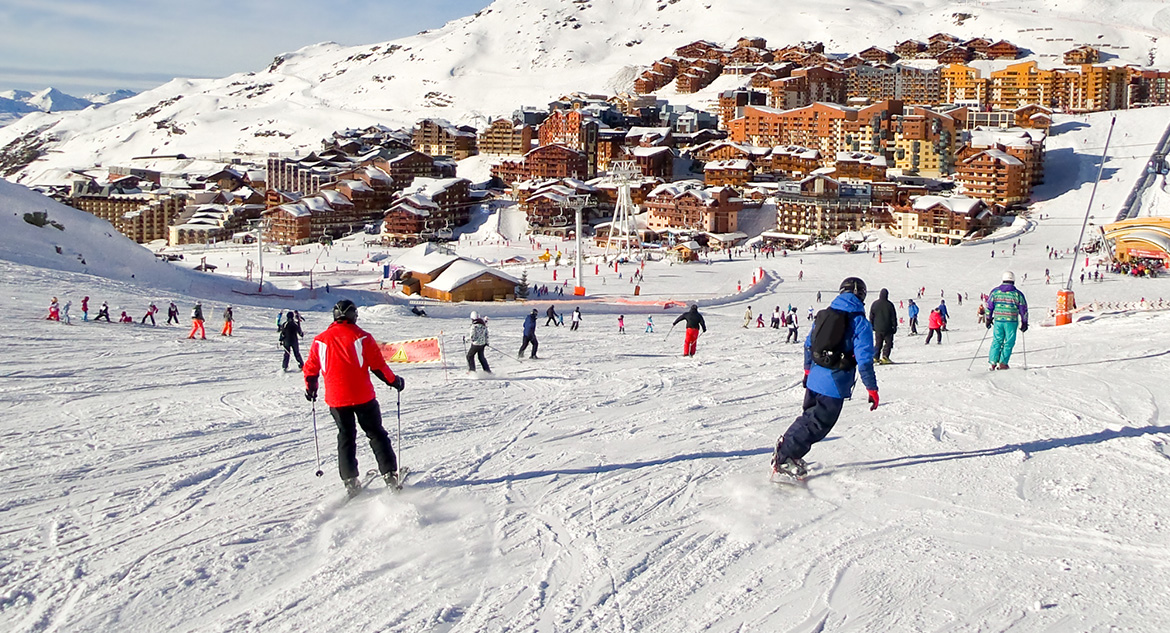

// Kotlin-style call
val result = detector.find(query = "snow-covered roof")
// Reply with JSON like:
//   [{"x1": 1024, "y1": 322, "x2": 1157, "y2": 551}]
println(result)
[
  {"x1": 318, "y1": 189, "x2": 355, "y2": 207},
  {"x1": 911, "y1": 195, "x2": 983, "y2": 214},
  {"x1": 707, "y1": 159, "x2": 753, "y2": 170},
  {"x1": 770, "y1": 145, "x2": 821, "y2": 159},
  {"x1": 836, "y1": 152, "x2": 887, "y2": 167},
  {"x1": 631, "y1": 146, "x2": 673, "y2": 158},
  {"x1": 425, "y1": 259, "x2": 518, "y2": 292},
  {"x1": 969, "y1": 127, "x2": 1042, "y2": 148},
  {"x1": 968, "y1": 148, "x2": 1025, "y2": 166},
  {"x1": 393, "y1": 242, "x2": 460, "y2": 273}
]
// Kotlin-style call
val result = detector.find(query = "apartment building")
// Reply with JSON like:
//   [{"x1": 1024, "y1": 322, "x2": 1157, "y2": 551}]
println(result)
[
  {"x1": 955, "y1": 148, "x2": 1029, "y2": 207},
  {"x1": 478, "y1": 119, "x2": 535, "y2": 156},
  {"x1": 891, "y1": 195, "x2": 990, "y2": 244},
  {"x1": 643, "y1": 180, "x2": 743, "y2": 233},
  {"x1": 773, "y1": 174, "x2": 876, "y2": 238},
  {"x1": 492, "y1": 145, "x2": 590, "y2": 185},
  {"x1": 412, "y1": 119, "x2": 478, "y2": 160}
]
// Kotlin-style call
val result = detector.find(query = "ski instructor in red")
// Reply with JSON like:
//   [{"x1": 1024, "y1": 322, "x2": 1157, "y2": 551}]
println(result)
[{"x1": 304, "y1": 299, "x2": 405, "y2": 497}]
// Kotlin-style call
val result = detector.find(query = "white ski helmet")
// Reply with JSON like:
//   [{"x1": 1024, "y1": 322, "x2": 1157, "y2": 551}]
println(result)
[
  {"x1": 470, "y1": 311, "x2": 479, "y2": 320},
  {"x1": 1002, "y1": 271, "x2": 1016, "y2": 283}
]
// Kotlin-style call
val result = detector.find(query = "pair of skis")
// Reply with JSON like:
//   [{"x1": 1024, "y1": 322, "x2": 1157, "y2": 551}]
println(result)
[{"x1": 347, "y1": 466, "x2": 410, "y2": 500}]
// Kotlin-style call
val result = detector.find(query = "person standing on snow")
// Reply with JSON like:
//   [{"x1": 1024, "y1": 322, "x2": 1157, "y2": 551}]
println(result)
[
  {"x1": 304, "y1": 299, "x2": 404, "y2": 497},
  {"x1": 985, "y1": 271, "x2": 1029, "y2": 370},
  {"x1": 925, "y1": 307, "x2": 944, "y2": 344},
  {"x1": 772, "y1": 277, "x2": 879, "y2": 479},
  {"x1": 743, "y1": 306, "x2": 753, "y2": 328},
  {"x1": 673, "y1": 304, "x2": 707, "y2": 357},
  {"x1": 95, "y1": 301, "x2": 111, "y2": 322},
  {"x1": 907, "y1": 299, "x2": 920, "y2": 335},
  {"x1": 141, "y1": 303, "x2": 158, "y2": 326},
  {"x1": 188, "y1": 301, "x2": 206, "y2": 339},
  {"x1": 221, "y1": 305, "x2": 234, "y2": 336},
  {"x1": 618, "y1": 315, "x2": 626, "y2": 334},
  {"x1": 518, "y1": 308, "x2": 539, "y2": 359},
  {"x1": 771, "y1": 306, "x2": 782, "y2": 329},
  {"x1": 786, "y1": 308, "x2": 800, "y2": 343},
  {"x1": 47, "y1": 297, "x2": 60, "y2": 321},
  {"x1": 279, "y1": 310, "x2": 304, "y2": 371},
  {"x1": 467, "y1": 311, "x2": 491, "y2": 372},
  {"x1": 570, "y1": 306, "x2": 582, "y2": 331},
  {"x1": 936, "y1": 299, "x2": 949, "y2": 330},
  {"x1": 61, "y1": 300, "x2": 71, "y2": 325},
  {"x1": 645, "y1": 315, "x2": 655, "y2": 333},
  {"x1": 167, "y1": 302, "x2": 179, "y2": 325},
  {"x1": 545, "y1": 305, "x2": 560, "y2": 327},
  {"x1": 869, "y1": 288, "x2": 897, "y2": 364},
  {"x1": 81, "y1": 296, "x2": 89, "y2": 321}
]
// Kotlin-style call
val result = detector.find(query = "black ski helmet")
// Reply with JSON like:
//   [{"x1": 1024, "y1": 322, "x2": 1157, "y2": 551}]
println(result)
[
  {"x1": 332, "y1": 299, "x2": 358, "y2": 323},
  {"x1": 839, "y1": 277, "x2": 867, "y2": 302}
]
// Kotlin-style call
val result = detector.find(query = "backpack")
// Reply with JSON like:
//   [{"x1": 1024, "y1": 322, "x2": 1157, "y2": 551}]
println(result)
[{"x1": 810, "y1": 308, "x2": 855, "y2": 371}]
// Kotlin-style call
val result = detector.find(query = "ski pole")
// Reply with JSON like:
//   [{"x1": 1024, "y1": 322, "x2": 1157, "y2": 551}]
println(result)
[
  {"x1": 663, "y1": 322, "x2": 677, "y2": 342},
  {"x1": 1021, "y1": 329, "x2": 1028, "y2": 371},
  {"x1": 396, "y1": 390, "x2": 403, "y2": 482},
  {"x1": 311, "y1": 401, "x2": 324, "y2": 477},
  {"x1": 967, "y1": 325, "x2": 991, "y2": 372}
]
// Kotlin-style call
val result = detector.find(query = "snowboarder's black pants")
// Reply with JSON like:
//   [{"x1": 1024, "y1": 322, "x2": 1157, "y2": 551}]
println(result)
[
  {"x1": 786, "y1": 327, "x2": 798, "y2": 343},
  {"x1": 874, "y1": 331, "x2": 894, "y2": 359},
  {"x1": 167, "y1": 314, "x2": 179, "y2": 324},
  {"x1": 142, "y1": 314, "x2": 155, "y2": 325},
  {"x1": 570, "y1": 320, "x2": 579, "y2": 331},
  {"x1": 925, "y1": 328, "x2": 943, "y2": 344},
  {"x1": 519, "y1": 334, "x2": 538, "y2": 358},
  {"x1": 467, "y1": 344, "x2": 490, "y2": 371},
  {"x1": 330, "y1": 398, "x2": 396, "y2": 481},
  {"x1": 909, "y1": 317, "x2": 918, "y2": 334},
  {"x1": 282, "y1": 339, "x2": 304, "y2": 370},
  {"x1": 779, "y1": 389, "x2": 844, "y2": 460}
]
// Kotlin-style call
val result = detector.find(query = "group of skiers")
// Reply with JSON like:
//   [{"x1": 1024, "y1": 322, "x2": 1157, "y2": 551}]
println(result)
[
  {"x1": 186, "y1": 301, "x2": 235, "y2": 339},
  {"x1": 46, "y1": 296, "x2": 189, "y2": 328}
]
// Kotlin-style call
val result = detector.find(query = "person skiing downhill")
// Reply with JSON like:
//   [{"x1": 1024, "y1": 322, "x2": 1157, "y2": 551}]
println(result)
[
  {"x1": 869, "y1": 288, "x2": 897, "y2": 364},
  {"x1": 645, "y1": 315, "x2": 655, "y2": 333},
  {"x1": 519, "y1": 309, "x2": 539, "y2": 359},
  {"x1": 167, "y1": 302, "x2": 179, "y2": 325},
  {"x1": 907, "y1": 299, "x2": 920, "y2": 335},
  {"x1": 985, "y1": 271, "x2": 1029, "y2": 370},
  {"x1": 925, "y1": 308, "x2": 944, "y2": 344},
  {"x1": 772, "y1": 277, "x2": 879, "y2": 479},
  {"x1": 304, "y1": 299, "x2": 405, "y2": 497},
  {"x1": 673, "y1": 304, "x2": 707, "y2": 357},
  {"x1": 221, "y1": 306, "x2": 234, "y2": 336},
  {"x1": 467, "y1": 311, "x2": 491, "y2": 372},
  {"x1": 279, "y1": 310, "x2": 304, "y2": 371},
  {"x1": 188, "y1": 301, "x2": 205, "y2": 339}
]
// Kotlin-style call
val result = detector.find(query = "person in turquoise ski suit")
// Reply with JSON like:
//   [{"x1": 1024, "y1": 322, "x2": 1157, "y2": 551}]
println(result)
[{"x1": 985, "y1": 271, "x2": 1028, "y2": 370}]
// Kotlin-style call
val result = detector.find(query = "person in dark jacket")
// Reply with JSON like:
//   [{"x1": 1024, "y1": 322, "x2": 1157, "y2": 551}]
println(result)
[
  {"x1": 545, "y1": 305, "x2": 560, "y2": 327},
  {"x1": 167, "y1": 302, "x2": 179, "y2": 325},
  {"x1": 95, "y1": 301, "x2": 111, "y2": 322},
  {"x1": 772, "y1": 277, "x2": 879, "y2": 479},
  {"x1": 221, "y1": 305, "x2": 234, "y2": 336},
  {"x1": 672, "y1": 304, "x2": 707, "y2": 356},
  {"x1": 518, "y1": 309, "x2": 539, "y2": 359},
  {"x1": 187, "y1": 301, "x2": 204, "y2": 338},
  {"x1": 868, "y1": 288, "x2": 897, "y2": 364},
  {"x1": 467, "y1": 311, "x2": 491, "y2": 372},
  {"x1": 280, "y1": 310, "x2": 305, "y2": 371}
]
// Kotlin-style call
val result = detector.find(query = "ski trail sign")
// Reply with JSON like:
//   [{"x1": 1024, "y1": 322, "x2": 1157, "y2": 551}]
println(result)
[{"x1": 379, "y1": 337, "x2": 442, "y2": 364}]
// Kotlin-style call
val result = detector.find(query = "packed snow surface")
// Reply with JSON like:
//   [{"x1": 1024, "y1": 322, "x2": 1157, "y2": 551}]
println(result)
[{"x1": 2, "y1": 120, "x2": 1170, "y2": 631}]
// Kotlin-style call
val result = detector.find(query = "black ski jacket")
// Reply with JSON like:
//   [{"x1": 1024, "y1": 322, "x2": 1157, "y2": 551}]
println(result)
[
  {"x1": 673, "y1": 307, "x2": 707, "y2": 331},
  {"x1": 869, "y1": 289, "x2": 897, "y2": 334},
  {"x1": 279, "y1": 318, "x2": 303, "y2": 345}
]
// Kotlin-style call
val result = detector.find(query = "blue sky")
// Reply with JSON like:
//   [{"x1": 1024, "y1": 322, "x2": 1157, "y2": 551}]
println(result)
[{"x1": 0, "y1": 0, "x2": 491, "y2": 96}]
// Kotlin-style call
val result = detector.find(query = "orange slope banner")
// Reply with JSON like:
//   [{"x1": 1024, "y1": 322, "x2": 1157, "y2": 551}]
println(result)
[{"x1": 379, "y1": 337, "x2": 442, "y2": 364}]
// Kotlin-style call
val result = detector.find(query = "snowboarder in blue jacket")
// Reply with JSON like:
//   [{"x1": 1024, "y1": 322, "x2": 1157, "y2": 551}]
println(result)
[
  {"x1": 518, "y1": 309, "x2": 539, "y2": 359},
  {"x1": 772, "y1": 277, "x2": 879, "y2": 478}
]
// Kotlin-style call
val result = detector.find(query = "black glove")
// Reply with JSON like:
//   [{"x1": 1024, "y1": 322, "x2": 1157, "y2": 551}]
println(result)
[
  {"x1": 802, "y1": 369, "x2": 809, "y2": 388},
  {"x1": 305, "y1": 376, "x2": 318, "y2": 401},
  {"x1": 1020, "y1": 322, "x2": 1028, "y2": 332},
  {"x1": 391, "y1": 375, "x2": 405, "y2": 391},
  {"x1": 986, "y1": 319, "x2": 993, "y2": 330}
]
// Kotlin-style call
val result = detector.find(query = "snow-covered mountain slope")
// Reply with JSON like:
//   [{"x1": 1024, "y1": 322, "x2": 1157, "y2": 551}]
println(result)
[
  {"x1": 0, "y1": 88, "x2": 134, "y2": 128},
  {"x1": 4, "y1": 0, "x2": 1170, "y2": 183}
]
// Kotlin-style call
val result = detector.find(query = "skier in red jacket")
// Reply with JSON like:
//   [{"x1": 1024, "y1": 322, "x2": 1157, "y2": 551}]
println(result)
[{"x1": 303, "y1": 299, "x2": 405, "y2": 496}]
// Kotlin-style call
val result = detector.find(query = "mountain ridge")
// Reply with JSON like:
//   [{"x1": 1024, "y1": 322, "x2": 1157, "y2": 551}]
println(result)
[{"x1": 1, "y1": 0, "x2": 1168, "y2": 184}]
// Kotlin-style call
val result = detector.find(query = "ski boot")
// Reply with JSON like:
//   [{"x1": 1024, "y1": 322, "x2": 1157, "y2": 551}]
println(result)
[
  {"x1": 383, "y1": 471, "x2": 399, "y2": 490},
  {"x1": 996, "y1": 363, "x2": 1010, "y2": 370},
  {"x1": 775, "y1": 456, "x2": 808, "y2": 479},
  {"x1": 343, "y1": 477, "x2": 362, "y2": 499}
]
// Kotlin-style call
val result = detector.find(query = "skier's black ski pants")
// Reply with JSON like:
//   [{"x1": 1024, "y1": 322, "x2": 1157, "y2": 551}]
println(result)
[
  {"x1": 780, "y1": 389, "x2": 843, "y2": 460},
  {"x1": 282, "y1": 339, "x2": 304, "y2": 370},
  {"x1": 518, "y1": 334, "x2": 538, "y2": 358},
  {"x1": 467, "y1": 344, "x2": 490, "y2": 371},
  {"x1": 330, "y1": 398, "x2": 396, "y2": 480}
]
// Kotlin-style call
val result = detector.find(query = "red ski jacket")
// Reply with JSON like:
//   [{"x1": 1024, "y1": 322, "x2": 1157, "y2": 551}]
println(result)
[{"x1": 303, "y1": 321, "x2": 396, "y2": 408}]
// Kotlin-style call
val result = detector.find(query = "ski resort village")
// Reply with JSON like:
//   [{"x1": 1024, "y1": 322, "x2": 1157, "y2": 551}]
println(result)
[{"x1": 2, "y1": 0, "x2": 1170, "y2": 631}]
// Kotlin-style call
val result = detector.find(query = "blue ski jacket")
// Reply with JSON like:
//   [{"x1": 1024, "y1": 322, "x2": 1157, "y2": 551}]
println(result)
[
  {"x1": 803, "y1": 292, "x2": 878, "y2": 399},
  {"x1": 522, "y1": 312, "x2": 537, "y2": 337}
]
